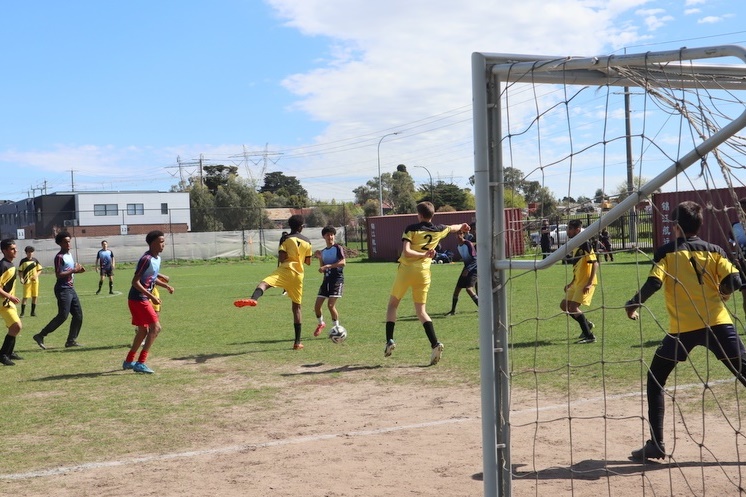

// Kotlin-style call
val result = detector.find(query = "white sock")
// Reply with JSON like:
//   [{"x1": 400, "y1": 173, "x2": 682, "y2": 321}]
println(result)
[
  {"x1": 317, "y1": 316, "x2": 324, "y2": 324},
  {"x1": 333, "y1": 320, "x2": 340, "y2": 327}
]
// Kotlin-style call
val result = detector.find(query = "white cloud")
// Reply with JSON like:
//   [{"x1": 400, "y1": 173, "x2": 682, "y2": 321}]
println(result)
[
  {"x1": 0, "y1": 0, "x2": 683, "y2": 202},
  {"x1": 684, "y1": 8, "x2": 701, "y2": 15},
  {"x1": 267, "y1": 0, "x2": 658, "y2": 199},
  {"x1": 697, "y1": 15, "x2": 726, "y2": 24}
]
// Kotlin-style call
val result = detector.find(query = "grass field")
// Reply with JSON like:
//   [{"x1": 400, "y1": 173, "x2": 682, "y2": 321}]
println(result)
[{"x1": 2, "y1": 253, "x2": 744, "y2": 477}]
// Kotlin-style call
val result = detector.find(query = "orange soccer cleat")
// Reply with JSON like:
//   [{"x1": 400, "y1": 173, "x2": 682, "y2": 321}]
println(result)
[{"x1": 234, "y1": 299, "x2": 258, "y2": 308}]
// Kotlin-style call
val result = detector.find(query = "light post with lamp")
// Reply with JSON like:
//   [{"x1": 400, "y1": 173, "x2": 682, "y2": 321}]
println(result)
[
  {"x1": 414, "y1": 165, "x2": 433, "y2": 203},
  {"x1": 377, "y1": 132, "x2": 400, "y2": 216}
]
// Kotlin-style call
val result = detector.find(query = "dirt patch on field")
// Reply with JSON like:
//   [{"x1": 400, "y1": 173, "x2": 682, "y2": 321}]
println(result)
[{"x1": 3, "y1": 363, "x2": 744, "y2": 497}]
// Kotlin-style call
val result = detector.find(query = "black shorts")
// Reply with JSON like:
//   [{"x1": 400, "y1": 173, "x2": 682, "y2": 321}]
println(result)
[
  {"x1": 318, "y1": 277, "x2": 344, "y2": 299},
  {"x1": 100, "y1": 268, "x2": 114, "y2": 277},
  {"x1": 655, "y1": 324, "x2": 746, "y2": 362},
  {"x1": 456, "y1": 268, "x2": 478, "y2": 289}
]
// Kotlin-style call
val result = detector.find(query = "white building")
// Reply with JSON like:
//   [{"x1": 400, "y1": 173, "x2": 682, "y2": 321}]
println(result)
[{"x1": 0, "y1": 191, "x2": 190, "y2": 240}]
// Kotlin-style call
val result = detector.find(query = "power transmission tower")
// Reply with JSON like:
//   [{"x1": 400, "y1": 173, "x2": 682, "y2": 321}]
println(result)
[
  {"x1": 166, "y1": 155, "x2": 202, "y2": 188},
  {"x1": 230, "y1": 143, "x2": 282, "y2": 188}
]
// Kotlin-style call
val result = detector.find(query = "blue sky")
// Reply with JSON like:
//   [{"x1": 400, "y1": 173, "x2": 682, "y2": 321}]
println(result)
[{"x1": 1, "y1": 0, "x2": 745, "y2": 203}]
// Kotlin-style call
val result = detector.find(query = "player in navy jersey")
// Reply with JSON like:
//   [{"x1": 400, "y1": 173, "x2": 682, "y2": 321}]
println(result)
[
  {"x1": 313, "y1": 226, "x2": 346, "y2": 336},
  {"x1": 123, "y1": 230, "x2": 174, "y2": 374},
  {"x1": 95, "y1": 240, "x2": 115, "y2": 294},
  {"x1": 33, "y1": 231, "x2": 86, "y2": 349},
  {"x1": 445, "y1": 228, "x2": 478, "y2": 315}
]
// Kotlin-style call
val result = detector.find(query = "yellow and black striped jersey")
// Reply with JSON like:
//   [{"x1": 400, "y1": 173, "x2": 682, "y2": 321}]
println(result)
[
  {"x1": 18, "y1": 256, "x2": 42, "y2": 284},
  {"x1": 567, "y1": 241, "x2": 597, "y2": 287},
  {"x1": 0, "y1": 258, "x2": 17, "y2": 308}
]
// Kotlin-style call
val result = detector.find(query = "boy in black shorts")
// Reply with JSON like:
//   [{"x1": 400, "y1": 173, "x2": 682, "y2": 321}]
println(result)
[
  {"x1": 313, "y1": 226, "x2": 346, "y2": 336},
  {"x1": 625, "y1": 201, "x2": 746, "y2": 461}
]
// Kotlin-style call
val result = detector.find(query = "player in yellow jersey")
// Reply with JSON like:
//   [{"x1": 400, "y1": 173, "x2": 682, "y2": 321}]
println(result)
[
  {"x1": 561, "y1": 219, "x2": 599, "y2": 344},
  {"x1": 0, "y1": 239, "x2": 22, "y2": 365},
  {"x1": 235, "y1": 215, "x2": 313, "y2": 350},
  {"x1": 384, "y1": 202, "x2": 470, "y2": 365},
  {"x1": 625, "y1": 201, "x2": 746, "y2": 461},
  {"x1": 18, "y1": 245, "x2": 42, "y2": 317}
]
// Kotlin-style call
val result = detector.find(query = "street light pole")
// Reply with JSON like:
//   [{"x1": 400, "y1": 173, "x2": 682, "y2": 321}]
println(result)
[
  {"x1": 377, "y1": 132, "x2": 400, "y2": 216},
  {"x1": 414, "y1": 165, "x2": 433, "y2": 203}
]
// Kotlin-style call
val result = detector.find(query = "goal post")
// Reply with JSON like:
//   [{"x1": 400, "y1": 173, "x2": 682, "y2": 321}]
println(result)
[{"x1": 472, "y1": 45, "x2": 746, "y2": 497}]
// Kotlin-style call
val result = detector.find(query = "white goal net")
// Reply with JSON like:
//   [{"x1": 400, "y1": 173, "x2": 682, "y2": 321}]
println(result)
[{"x1": 472, "y1": 45, "x2": 746, "y2": 497}]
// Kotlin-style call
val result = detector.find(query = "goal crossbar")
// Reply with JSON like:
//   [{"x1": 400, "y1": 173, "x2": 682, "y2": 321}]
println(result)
[{"x1": 484, "y1": 45, "x2": 746, "y2": 90}]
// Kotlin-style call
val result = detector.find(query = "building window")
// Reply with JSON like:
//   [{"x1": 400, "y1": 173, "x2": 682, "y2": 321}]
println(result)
[
  {"x1": 94, "y1": 204, "x2": 118, "y2": 216},
  {"x1": 127, "y1": 203, "x2": 144, "y2": 215},
  {"x1": 161, "y1": 203, "x2": 168, "y2": 215}
]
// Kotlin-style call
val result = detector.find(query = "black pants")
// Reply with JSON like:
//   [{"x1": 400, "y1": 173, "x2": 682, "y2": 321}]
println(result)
[{"x1": 39, "y1": 286, "x2": 83, "y2": 343}]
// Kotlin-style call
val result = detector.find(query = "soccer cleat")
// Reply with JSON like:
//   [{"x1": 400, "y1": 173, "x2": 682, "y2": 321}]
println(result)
[
  {"x1": 630, "y1": 440, "x2": 666, "y2": 462},
  {"x1": 133, "y1": 362, "x2": 155, "y2": 374},
  {"x1": 445, "y1": 311, "x2": 456, "y2": 316},
  {"x1": 234, "y1": 299, "x2": 258, "y2": 308},
  {"x1": 32, "y1": 334, "x2": 46, "y2": 350},
  {"x1": 292, "y1": 342, "x2": 304, "y2": 350},
  {"x1": 96, "y1": 290, "x2": 101, "y2": 295},
  {"x1": 0, "y1": 355, "x2": 16, "y2": 366},
  {"x1": 122, "y1": 361, "x2": 136, "y2": 370},
  {"x1": 578, "y1": 321, "x2": 595, "y2": 340},
  {"x1": 109, "y1": 291, "x2": 114, "y2": 295},
  {"x1": 430, "y1": 342, "x2": 444, "y2": 365},
  {"x1": 384, "y1": 339, "x2": 396, "y2": 357},
  {"x1": 314, "y1": 323, "x2": 326, "y2": 337},
  {"x1": 65, "y1": 341, "x2": 82, "y2": 348},
  {"x1": 576, "y1": 335, "x2": 596, "y2": 344},
  {"x1": 9, "y1": 352, "x2": 23, "y2": 360}
]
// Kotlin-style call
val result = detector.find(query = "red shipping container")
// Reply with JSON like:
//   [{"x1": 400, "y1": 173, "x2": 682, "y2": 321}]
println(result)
[{"x1": 652, "y1": 187, "x2": 746, "y2": 252}]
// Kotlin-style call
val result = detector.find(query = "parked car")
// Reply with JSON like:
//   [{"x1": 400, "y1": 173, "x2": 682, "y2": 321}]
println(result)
[{"x1": 530, "y1": 224, "x2": 568, "y2": 247}]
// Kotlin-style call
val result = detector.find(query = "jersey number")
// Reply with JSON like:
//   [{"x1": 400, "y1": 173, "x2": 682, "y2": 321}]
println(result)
[{"x1": 420, "y1": 234, "x2": 434, "y2": 251}]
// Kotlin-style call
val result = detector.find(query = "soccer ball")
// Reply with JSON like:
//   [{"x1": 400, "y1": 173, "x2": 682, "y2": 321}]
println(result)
[{"x1": 329, "y1": 325, "x2": 347, "y2": 344}]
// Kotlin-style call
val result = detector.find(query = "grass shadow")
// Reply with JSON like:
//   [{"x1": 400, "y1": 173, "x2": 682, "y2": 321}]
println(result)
[
  {"x1": 280, "y1": 364, "x2": 383, "y2": 376},
  {"x1": 30, "y1": 369, "x2": 124, "y2": 381}
]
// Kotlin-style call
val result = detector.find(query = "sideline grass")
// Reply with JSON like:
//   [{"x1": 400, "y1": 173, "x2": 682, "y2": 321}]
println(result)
[{"x1": 1, "y1": 254, "x2": 743, "y2": 474}]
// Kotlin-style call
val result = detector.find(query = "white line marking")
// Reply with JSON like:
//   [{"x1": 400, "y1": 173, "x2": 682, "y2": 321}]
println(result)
[
  {"x1": 3, "y1": 379, "x2": 734, "y2": 481},
  {"x1": 0, "y1": 417, "x2": 474, "y2": 481}
]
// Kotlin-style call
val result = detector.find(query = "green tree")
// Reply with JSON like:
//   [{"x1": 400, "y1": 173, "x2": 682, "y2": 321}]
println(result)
[
  {"x1": 419, "y1": 181, "x2": 472, "y2": 211},
  {"x1": 352, "y1": 180, "x2": 378, "y2": 205},
  {"x1": 614, "y1": 176, "x2": 659, "y2": 202},
  {"x1": 189, "y1": 183, "x2": 222, "y2": 231},
  {"x1": 532, "y1": 186, "x2": 559, "y2": 219},
  {"x1": 390, "y1": 168, "x2": 416, "y2": 214},
  {"x1": 504, "y1": 188, "x2": 526, "y2": 209},
  {"x1": 203, "y1": 165, "x2": 239, "y2": 194},
  {"x1": 215, "y1": 177, "x2": 264, "y2": 230},
  {"x1": 260, "y1": 171, "x2": 309, "y2": 207}
]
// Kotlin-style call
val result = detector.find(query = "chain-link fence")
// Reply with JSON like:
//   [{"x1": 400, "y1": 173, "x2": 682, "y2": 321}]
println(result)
[{"x1": 5, "y1": 204, "x2": 368, "y2": 264}]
